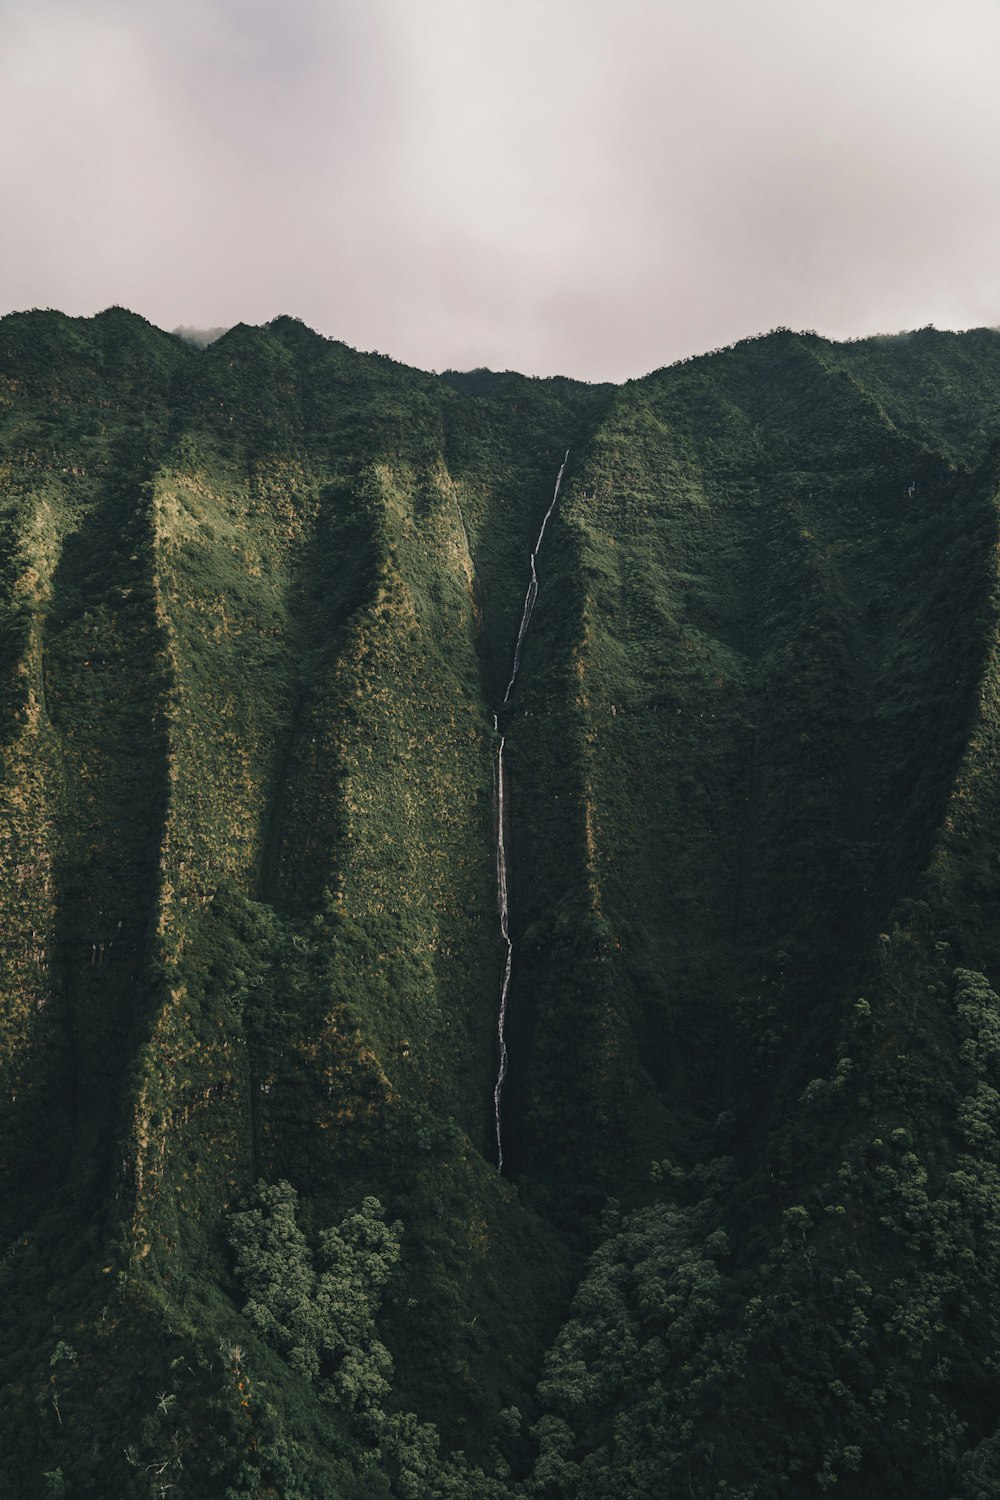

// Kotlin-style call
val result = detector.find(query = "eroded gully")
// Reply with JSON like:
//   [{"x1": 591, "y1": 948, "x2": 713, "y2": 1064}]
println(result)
[{"x1": 493, "y1": 450, "x2": 569, "y2": 1172}]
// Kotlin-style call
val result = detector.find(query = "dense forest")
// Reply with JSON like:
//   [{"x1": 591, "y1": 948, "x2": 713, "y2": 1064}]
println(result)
[{"x1": 4, "y1": 308, "x2": 1000, "y2": 1496}]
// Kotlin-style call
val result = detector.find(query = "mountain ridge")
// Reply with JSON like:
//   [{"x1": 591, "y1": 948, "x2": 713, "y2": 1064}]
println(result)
[{"x1": 4, "y1": 309, "x2": 1000, "y2": 1495}]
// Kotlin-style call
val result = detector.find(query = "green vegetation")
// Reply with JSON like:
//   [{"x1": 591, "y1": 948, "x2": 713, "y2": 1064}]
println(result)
[{"x1": 4, "y1": 310, "x2": 1000, "y2": 1494}]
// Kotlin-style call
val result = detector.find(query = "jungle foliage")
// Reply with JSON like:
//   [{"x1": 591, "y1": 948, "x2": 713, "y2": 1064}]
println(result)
[{"x1": 4, "y1": 310, "x2": 1000, "y2": 1495}]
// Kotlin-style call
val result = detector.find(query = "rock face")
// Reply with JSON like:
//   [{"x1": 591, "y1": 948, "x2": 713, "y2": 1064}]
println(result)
[{"x1": 5, "y1": 310, "x2": 1000, "y2": 1496}]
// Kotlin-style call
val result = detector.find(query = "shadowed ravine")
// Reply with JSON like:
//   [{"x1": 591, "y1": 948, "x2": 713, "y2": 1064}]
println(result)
[{"x1": 493, "y1": 450, "x2": 568, "y2": 1172}]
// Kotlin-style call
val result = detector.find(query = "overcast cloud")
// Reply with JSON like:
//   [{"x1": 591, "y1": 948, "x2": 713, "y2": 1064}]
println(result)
[{"x1": 2, "y1": 0, "x2": 999, "y2": 380}]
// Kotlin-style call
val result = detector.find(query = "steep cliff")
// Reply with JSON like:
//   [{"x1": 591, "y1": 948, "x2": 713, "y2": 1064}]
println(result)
[{"x1": 4, "y1": 311, "x2": 1000, "y2": 1496}]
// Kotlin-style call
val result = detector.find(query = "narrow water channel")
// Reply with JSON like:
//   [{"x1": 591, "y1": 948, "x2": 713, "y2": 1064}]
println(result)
[{"x1": 493, "y1": 450, "x2": 569, "y2": 1171}]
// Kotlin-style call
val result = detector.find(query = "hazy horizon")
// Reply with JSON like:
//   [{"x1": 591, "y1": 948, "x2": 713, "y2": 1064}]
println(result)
[
  {"x1": 75, "y1": 308, "x2": 1000, "y2": 385},
  {"x1": 4, "y1": 0, "x2": 1000, "y2": 382}
]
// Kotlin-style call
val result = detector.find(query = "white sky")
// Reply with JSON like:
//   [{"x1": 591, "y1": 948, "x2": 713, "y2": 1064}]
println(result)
[{"x1": 2, "y1": 0, "x2": 1000, "y2": 381}]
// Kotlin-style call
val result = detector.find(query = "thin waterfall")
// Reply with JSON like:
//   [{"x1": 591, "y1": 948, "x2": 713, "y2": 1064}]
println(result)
[
  {"x1": 503, "y1": 450, "x2": 570, "y2": 704},
  {"x1": 493, "y1": 451, "x2": 569, "y2": 1172},
  {"x1": 493, "y1": 727, "x2": 512, "y2": 1170}
]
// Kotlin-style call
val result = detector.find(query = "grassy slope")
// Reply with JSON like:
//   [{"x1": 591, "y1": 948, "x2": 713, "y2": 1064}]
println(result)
[{"x1": 5, "y1": 315, "x2": 1000, "y2": 1495}]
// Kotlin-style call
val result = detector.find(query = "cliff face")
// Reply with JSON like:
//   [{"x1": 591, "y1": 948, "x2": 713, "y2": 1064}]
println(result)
[{"x1": 5, "y1": 311, "x2": 1000, "y2": 1496}]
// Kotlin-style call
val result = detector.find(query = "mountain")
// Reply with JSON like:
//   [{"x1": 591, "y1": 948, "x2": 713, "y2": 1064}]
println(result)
[{"x1": 4, "y1": 308, "x2": 1000, "y2": 1496}]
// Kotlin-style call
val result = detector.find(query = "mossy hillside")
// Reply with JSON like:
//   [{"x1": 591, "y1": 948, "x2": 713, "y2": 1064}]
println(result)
[
  {"x1": 0, "y1": 315, "x2": 595, "y2": 1490},
  {"x1": 0, "y1": 313, "x2": 190, "y2": 1499},
  {"x1": 0, "y1": 472, "x2": 67, "y2": 1220},
  {"x1": 78, "y1": 324, "x2": 599, "y2": 1482},
  {"x1": 495, "y1": 340, "x2": 926, "y2": 1193},
  {"x1": 829, "y1": 325, "x2": 1000, "y2": 464},
  {"x1": 113, "y1": 326, "x2": 448, "y2": 1216},
  {"x1": 0, "y1": 311, "x2": 183, "y2": 1230},
  {"x1": 724, "y1": 455, "x2": 997, "y2": 1150},
  {"x1": 526, "y1": 342, "x2": 996, "y2": 1174},
  {"x1": 485, "y1": 337, "x2": 1000, "y2": 1326},
  {"x1": 125, "y1": 452, "x2": 314, "y2": 1261},
  {"x1": 288, "y1": 460, "x2": 493, "y2": 1115},
  {"x1": 521, "y1": 349, "x2": 1000, "y2": 1496},
  {"x1": 9, "y1": 313, "x2": 1000, "y2": 1494}
]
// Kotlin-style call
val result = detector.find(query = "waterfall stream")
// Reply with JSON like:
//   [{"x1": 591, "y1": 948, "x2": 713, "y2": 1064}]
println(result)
[{"x1": 493, "y1": 450, "x2": 569, "y2": 1172}]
